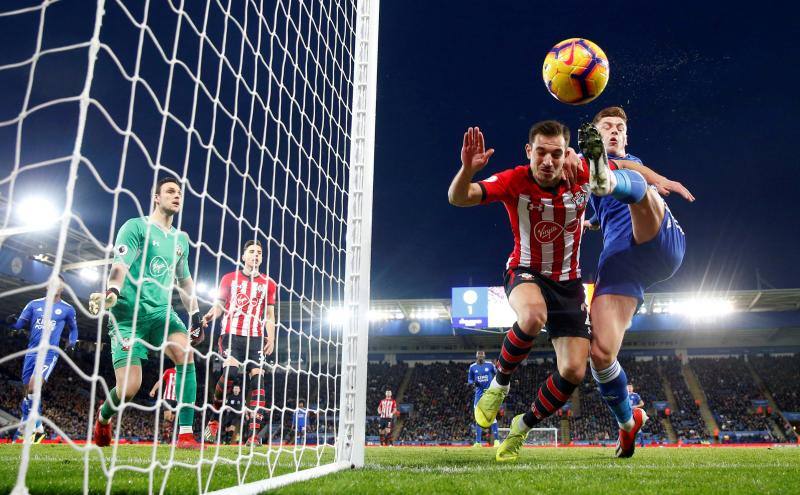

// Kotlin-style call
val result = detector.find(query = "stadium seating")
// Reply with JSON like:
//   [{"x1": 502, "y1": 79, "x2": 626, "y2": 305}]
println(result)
[{"x1": 692, "y1": 357, "x2": 775, "y2": 443}]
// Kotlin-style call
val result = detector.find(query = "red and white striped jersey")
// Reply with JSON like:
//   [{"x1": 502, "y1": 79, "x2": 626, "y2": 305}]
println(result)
[
  {"x1": 378, "y1": 398, "x2": 397, "y2": 419},
  {"x1": 161, "y1": 368, "x2": 176, "y2": 401},
  {"x1": 478, "y1": 161, "x2": 591, "y2": 282},
  {"x1": 217, "y1": 270, "x2": 277, "y2": 337}
]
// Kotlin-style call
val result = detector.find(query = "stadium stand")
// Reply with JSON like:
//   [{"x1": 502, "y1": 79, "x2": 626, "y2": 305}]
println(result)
[
  {"x1": 661, "y1": 358, "x2": 709, "y2": 443},
  {"x1": 692, "y1": 357, "x2": 776, "y2": 443}
]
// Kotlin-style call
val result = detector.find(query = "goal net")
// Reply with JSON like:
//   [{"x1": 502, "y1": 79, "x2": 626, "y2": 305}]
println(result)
[
  {"x1": 0, "y1": 0, "x2": 377, "y2": 493},
  {"x1": 498, "y1": 427, "x2": 559, "y2": 447}
]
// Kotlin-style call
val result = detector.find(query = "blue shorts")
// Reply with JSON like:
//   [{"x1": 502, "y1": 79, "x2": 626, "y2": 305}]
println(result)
[
  {"x1": 595, "y1": 208, "x2": 685, "y2": 303},
  {"x1": 21, "y1": 352, "x2": 59, "y2": 385}
]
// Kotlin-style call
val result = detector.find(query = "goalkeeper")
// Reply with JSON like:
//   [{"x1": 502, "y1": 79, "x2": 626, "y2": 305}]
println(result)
[{"x1": 89, "y1": 177, "x2": 205, "y2": 449}]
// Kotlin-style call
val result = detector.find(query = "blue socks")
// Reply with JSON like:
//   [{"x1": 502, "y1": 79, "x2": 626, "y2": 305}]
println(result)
[
  {"x1": 491, "y1": 421, "x2": 499, "y2": 441},
  {"x1": 592, "y1": 360, "x2": 633, "y2": 426},
  {"x1": 611, "y1": 169, "x2": 647, "y2": 204},
  {"x1": 475, "y1": 424, "x2": 483, "y2": 444},
  {"x1": 21, "y1": 396, "x2": 31, "y2": 423}
]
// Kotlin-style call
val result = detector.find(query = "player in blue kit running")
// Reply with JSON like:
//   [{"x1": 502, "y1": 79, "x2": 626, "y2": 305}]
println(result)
[
  {"x1": 6, "y1": 275, "x2": 78, "y2": 443},
  {"x1": 578, "y1": 106, "x2": 694, "y2": 458},
  {"x1": 468, "y1": 351, "x2": 500, "y2": 447}
]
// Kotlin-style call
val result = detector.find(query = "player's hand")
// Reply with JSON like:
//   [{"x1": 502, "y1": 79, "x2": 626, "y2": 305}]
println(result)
[
  {"x1": 461, "y1": 127, "x2": 495, "y2": 175},
  {"x1": 149, "y1": 390, "x2": 156, "y2": 398},
  {"x1": 89, "y1": 289, "x2": 119, "y2": 316},
  {"x1": 583, "y1": 219, "x2": 600, "y2": 231},
  {"x1": 65, "y1": 343, "x2": 77, "y2": 357},
  {"x1": 189, "y1": 312, "x2": 205, "y2": 346},
  {"x1": 262, "y1": 335, "x2": 274, "y2": 356},
  {"x1": 5, "y1": 314, "x2": 18, "y2": 325},
  {"x1": 654, "y1": 178, "x2": 695, "y2": 202},
  {"x1": 202, "y1": 309, "x2": 216, "y2": 327},
  {"x1": 562, "y1": 147, "x2": 582, "y2": 189}
]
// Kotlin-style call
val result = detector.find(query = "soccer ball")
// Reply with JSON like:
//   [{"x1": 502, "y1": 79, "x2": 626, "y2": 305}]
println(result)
[{"x1": 542, "y1": 38, "x2": 609, "y2": 105}]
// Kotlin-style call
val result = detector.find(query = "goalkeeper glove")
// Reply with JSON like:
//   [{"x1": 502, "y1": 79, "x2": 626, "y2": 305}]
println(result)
[
  {"x1": 5, "y1": 314, "x2": 18, "y2": 325},
  {"x1": 89, "y1": 288, "x2": 119, "y2": 315},
  {"x1": 189, "y1": 312, "x2": 204, "y2": 346}
]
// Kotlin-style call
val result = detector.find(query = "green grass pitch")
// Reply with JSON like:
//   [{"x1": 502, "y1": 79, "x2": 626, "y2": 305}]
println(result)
[{"x1": 2, "y1": 445, "x2": 799, "y2": 494}]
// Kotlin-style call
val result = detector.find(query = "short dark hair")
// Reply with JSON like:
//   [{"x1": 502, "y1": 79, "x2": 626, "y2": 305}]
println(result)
[
  {"x1": 155, "y1": 176, "x2": 181, "y2": 195},
  {"x1": 243, "y1": 239, "x2": 262, "y2": 250},
  {"x1": 528, "y1": 120, "x2": 570, "y2": 148},
  {"x1": 593, "y1": 106, "x2": 628, "y2": 124}
]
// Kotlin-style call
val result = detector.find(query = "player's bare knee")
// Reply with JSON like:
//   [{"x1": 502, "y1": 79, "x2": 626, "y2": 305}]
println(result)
[
  {"x1": 559, "y1": 362, "x2": 586, "y2": 384},
  {"x1": 590, "y1": 343, "x2": 616, "y2": 370},
  {"x1": 517, "y1": 308, "x2": 546, "y2": 336}
]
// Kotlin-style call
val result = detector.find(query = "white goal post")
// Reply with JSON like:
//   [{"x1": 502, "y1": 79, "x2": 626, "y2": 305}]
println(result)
[{"x1": 498, "y1": 427, "x2": 559, "y2": 447}]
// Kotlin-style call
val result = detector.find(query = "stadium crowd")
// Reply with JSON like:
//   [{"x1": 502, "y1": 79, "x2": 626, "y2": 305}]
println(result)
[
  {"x1": 661, "y1": 359, "x2": 708, "y2": 443},
  {"x1": 692, "y1": 357, "x2": 775, "y2": 442}
]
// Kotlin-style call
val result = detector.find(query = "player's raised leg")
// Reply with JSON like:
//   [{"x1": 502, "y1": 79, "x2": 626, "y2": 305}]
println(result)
[{"x1": 476, "y1": 282, "x2": 546, "y2": 428}]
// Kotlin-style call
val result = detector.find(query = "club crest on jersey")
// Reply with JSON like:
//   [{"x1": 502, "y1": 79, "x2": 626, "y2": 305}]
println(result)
[
  {"x1": 115, "y1": 244, "x2": 129, "y2": 257},
  {"x1": 569, "y1": 190, "x2": 588, "y2": 209},
  {"x1": 176, "y1": 245, "x2": 183, "y2": 257}
]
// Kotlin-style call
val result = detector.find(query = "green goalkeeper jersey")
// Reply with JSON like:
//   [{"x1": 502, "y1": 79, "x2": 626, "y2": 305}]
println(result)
[{"x1": 111, "y1": 216, "x2": 191, "y2": 320}]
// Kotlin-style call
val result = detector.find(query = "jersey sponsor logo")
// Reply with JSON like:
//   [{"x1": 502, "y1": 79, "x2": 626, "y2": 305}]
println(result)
[
  {"x1": 115, "y1": 244, "x2": 129, "y2": 256},
  {"x1": 235, "y1": 292, "x2": 250, "y2": 309},
  {"x1": 149, "y1": 256, "x2": 169, "y2": 277},
  {"x1": 533, "y1": 219, "x2": 580, "y2": 243}
]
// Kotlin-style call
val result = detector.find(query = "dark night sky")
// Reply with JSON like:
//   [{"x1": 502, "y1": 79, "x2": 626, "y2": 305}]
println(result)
[
  {"x1": 1, "y1": 1, "x2": 798, "y2": 301},
  {"x1": 369, "y1": 2, "x2": 800, "y2": 298}
]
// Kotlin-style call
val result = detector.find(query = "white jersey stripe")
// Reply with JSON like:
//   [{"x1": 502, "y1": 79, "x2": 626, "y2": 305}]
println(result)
[
  {"x1": 560, "y1": 192, "x2": 576, "y2": 281},
  {"x1": 540, "y1": 198, "x2": 554, "y2": 275},
  {"x1": 517, "y1": 194, "x2": 532, "y2": 267}
]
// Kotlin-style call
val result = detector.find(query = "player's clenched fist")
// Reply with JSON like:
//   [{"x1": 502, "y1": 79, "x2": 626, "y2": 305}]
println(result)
[{"x1": 88, "y1": 288, "x2": 119, "y2": 315}]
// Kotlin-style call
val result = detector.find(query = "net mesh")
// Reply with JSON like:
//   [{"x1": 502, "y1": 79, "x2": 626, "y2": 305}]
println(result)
[{"x1": 0, "y1": 0, "x2": 374, "y2": 492}]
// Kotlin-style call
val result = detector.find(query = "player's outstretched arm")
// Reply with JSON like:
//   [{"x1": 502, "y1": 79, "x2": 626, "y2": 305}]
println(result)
[
  {"x1": 615, "y1": 159, "x2": 695, "y2": 202},
  {"x1": 448, "y1": 127, "x2": 495, "y2": 207},
  {"x1": 89, "y1": 263, "x2": 128, "y2": 315}
]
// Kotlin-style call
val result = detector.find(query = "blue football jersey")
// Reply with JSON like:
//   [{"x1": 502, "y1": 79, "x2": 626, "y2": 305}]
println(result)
[
  {"x1": 468, "y1": 362, "x2": 496, "y2": 392},
  {"x1": 629, "y1": 392, "x2": 642, "y2": 407},
  {"x1": 294, "y1": 408, "x2": 307, "y2": 430},
  {"x1": 12, "y1": 298, "x2": 78, "y2": 354},
  {"x1": 589, "y1": 153, "x2": 643, "y2": 260}
]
